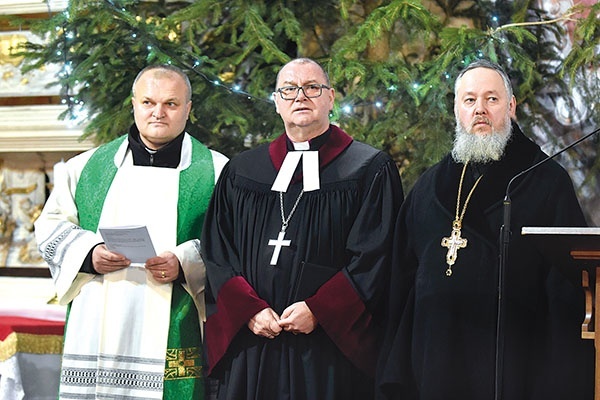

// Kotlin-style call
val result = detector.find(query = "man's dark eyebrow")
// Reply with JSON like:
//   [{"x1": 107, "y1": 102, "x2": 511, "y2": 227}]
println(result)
[
  {"x1": 140, "y1": 96, "x2": 182, "y2": 103},
  {"x1": 280, "y1": 79, "x2": 320, "y2": 86}
]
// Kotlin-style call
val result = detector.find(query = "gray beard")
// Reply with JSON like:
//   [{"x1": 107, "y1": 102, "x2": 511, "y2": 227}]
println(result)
[{"x1": 451, "y1": 116, "x2": 513, "y2": 164}]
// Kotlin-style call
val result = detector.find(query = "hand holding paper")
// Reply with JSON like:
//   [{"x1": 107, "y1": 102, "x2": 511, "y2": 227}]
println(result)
[{"x1": 99, "y1": 225, "x2": 157, "y2": 263}]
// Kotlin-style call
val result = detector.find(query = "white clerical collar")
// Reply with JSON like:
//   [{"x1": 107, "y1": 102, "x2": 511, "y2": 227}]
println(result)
[
  {"x1": 271, "y1": 145, "x2": 320, "y2": 192},
  {"x1": 293, "y1": 141, "x2": 310, "y2": 150}
]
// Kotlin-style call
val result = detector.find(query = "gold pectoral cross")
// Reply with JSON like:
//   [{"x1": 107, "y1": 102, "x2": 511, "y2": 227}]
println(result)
[{"x1": 441, "y1": 222, "x2": 468, "y2": 276}]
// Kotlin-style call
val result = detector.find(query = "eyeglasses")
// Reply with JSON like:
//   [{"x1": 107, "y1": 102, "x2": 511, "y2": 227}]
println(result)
[{"x1": 275, "y1": 84, "x2": 330, "y2": 100}]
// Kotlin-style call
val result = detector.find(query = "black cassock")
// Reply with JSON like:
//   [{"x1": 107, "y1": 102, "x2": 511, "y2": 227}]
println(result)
[
  {"x1": 377, "y1": 123, "x2": 595, "y2": 400},
  {"x1": 202, "y1": 126, "x2": 404, "y2": 400}
]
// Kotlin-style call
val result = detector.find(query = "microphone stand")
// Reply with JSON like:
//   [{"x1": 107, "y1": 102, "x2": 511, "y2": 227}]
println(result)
[{"x1": 495, "y1": 126, "x2": 600, "y2": 400}]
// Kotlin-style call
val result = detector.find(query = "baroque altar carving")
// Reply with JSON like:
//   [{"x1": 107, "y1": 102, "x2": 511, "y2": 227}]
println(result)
[{"x1": 0, "y1": 163, "x2": 47, "y2": 267}]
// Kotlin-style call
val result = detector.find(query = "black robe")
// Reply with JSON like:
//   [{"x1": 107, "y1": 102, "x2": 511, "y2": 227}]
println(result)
[
  {"x1": 377, "y1": 123, "x2": 594, "y2": 400},
  {"x1": 201, "y1": 126, "x2": 404, "y2": 400}
]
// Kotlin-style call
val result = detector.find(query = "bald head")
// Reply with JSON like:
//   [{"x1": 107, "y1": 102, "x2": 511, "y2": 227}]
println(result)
[{"x1": 132, "y1": 64, "x2": 192, "y2": 102}]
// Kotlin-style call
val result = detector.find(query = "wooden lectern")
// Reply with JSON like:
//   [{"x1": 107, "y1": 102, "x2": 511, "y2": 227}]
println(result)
[{"x1": 522, "y1": 227, "x2": 600, "y2": 399}]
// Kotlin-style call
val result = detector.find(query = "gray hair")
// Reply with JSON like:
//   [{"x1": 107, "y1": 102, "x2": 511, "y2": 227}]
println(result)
[
  {"x1": 454, "y1": 59, "x2": 513, "y2": 100},
  {"x1": 132, "y1": 64, "x2": 192, "y2": 102},
  {"x1": 275, "y1": 58, "x2": 331, "y2": 90}
]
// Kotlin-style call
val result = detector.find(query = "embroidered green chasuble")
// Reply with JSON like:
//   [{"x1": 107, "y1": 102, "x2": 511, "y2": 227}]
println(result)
[{"x1": 74, "y1": 135, "x2": 214, "y2": 399}]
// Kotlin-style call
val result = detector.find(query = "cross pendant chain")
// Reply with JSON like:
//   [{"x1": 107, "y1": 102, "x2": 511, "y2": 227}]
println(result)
[
  {"x1": 441, "y1": 221, "x2": 468, "y2": 276},
  {"x1": 268, "y1": 190, "x2": 304, "y2": 266},
  {"x1": 440, "y1": 162, "x2": 483, "y2": 276}
]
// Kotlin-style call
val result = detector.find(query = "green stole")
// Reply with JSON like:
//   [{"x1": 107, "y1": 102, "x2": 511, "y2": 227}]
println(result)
[{"x1": 74, "y1": 134, "x2": 214, "y2": 399}]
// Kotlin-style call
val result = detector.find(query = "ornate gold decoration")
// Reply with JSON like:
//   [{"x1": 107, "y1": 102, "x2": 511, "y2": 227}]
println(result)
[
  {"x1": 0, "y1": 33, "x2": 28, "y2": 67},
  {"x1": 441, "y1": 162, "x2": 484, "y2": 276},
  {"x1": 0, "y1": 332, "x2": 64, "y2": 362},
  {"x1": 4, "y1": 183, "x2": 37, "y2": 196},
  {"x1": 0, "y1": 165, "x2": 47, "y2": 266},
  {"x1": 0, "y1": 167, "x2": 15, "y2": 249},
  {"x1": 164, "y1": 347, "x2": 203, "y2": 380}
]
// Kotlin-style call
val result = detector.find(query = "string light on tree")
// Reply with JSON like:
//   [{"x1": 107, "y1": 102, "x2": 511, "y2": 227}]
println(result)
[{"x1": 17, "y1": 0, "x2": 596, "y2": 219}]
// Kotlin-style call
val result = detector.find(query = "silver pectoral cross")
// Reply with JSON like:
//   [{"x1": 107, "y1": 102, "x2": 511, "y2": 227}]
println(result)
[
  {"x1": 268, "y1": 231, "x2": 291, "y2": 265},
  {"x1": 441, "y1": 226, "x2": 468, "y2": 276}
]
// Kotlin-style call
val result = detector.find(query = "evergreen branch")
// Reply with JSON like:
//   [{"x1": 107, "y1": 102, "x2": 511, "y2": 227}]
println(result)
[
  {"x1": 273, "y1": 5, "x2": 302, "y2": 44},
  {"x1": 573, "y1": 3, "x2": 600, "y2": 42},
  {"x1": 11, "y1": 0, "x2": 599, "y2": 201},
  {"x1": 100, "y1": 0, "x2": 274, "y2": 104},
  {"x1": 338, "y1": 0, "x2": 362, "y2": 20},
  {"x1": 347, "y1": 0, "x2": 438, "y2": 51},
  {"x1": 236, "y1": 5, "x2": 289, "y2": 64},
  {"x1": 168, "y1": 0, "x2": 221, "y2": 25}
]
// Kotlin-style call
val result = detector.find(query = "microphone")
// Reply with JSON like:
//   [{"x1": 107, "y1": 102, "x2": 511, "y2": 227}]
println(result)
[
  {"x1": 503, "y1": 125, "x2": 600, "y2": 223},
  {"x1": 495, "y1": 125, "x2": 600, "y2": 400},
  {"x1": 502, "y1": 126, "x2": 600, "y2": 252}
]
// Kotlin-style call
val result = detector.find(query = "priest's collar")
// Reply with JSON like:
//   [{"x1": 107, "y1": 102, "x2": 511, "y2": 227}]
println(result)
[
  {"x1": 127, "y1": 124, "x2": 184, "y2": 168},
  {"x1": 269, "y1": 125, "x2": 353, "y2": 192},
  {"x1": 285, "y1": 128, "x2": 332, "y2": 151},
  {"x1": 292, "y1": 141, "x2": 310, "y2": 150}
]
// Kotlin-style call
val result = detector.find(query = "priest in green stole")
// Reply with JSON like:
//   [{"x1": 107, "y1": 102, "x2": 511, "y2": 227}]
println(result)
[{"x1": 34, "y1": 64, "x2": 228, "y2": 399}]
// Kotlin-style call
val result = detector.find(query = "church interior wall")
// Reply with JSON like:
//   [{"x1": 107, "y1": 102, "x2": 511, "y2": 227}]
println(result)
[{"x1": 0, "y1": 1, "x2": 90, "y2": 316}]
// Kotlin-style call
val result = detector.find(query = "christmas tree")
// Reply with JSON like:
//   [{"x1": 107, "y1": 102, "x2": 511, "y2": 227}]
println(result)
[{"x1": 7, "y1": 0, "x2": 600, "y2": 222}]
